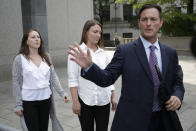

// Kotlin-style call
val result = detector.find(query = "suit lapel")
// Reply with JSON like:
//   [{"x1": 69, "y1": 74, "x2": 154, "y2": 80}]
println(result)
[
  {"x1": 159, "y1": 43, "x2": 168, "y2": 79},
  {"x1": 134, "y1": 38, "x2": 153, "y2": 83}
]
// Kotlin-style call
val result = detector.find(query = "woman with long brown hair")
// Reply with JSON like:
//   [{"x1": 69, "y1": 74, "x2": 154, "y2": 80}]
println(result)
[
  {"x1": 12, "y1": 29, "x2": 69, "y2": 131},
  {"x1": 67, "y1": 19, "x2": 117, "y2": 131}
]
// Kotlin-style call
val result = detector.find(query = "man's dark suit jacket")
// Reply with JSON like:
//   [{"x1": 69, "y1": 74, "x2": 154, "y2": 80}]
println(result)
[{"x1": 82, "y1": 38, "x2": 185, "y2": 131}]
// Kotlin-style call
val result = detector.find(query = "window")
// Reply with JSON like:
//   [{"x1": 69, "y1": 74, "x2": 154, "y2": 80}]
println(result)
[
  {"x1": 103, "y1": 33, "x2": 114, "y2": 47},
  {"x1": 103, "y1": 33, "x2": 110, "y2": 40},
  {"x1": 175, "y1": 7, "x2": 181, "y2": 12},
  {"x1": 123, "y1": 4, "x2": 133, "y2": 21},
  {"x1": 123, "y1": 33, "x2": 132, "y2": 38},
  {"x1": 102, "y1": 5, "x2": 110, "y2": 22}
]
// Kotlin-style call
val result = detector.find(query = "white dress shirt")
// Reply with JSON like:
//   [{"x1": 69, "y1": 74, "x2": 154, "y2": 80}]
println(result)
[
  {"x1": 21, "y1": 54, "x2": 52, "y2": 101},
  {"x1": 68, "y1": 43, "x2": 115, "y2": 106},
  {"x1": 140, "y1": 36, "x2": 162, "y2": 72}
]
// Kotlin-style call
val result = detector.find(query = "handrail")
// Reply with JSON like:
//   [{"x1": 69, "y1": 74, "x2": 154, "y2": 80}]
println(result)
[{"x1": 120, "y1": 38, "x2": 137, "y2": 44}]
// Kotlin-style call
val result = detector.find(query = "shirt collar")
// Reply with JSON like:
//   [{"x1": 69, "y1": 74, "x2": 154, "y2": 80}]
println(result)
[
  {"x1": 140, "y1": 36, "x2": 160, "y2": 50},
  {"x1": 80, "y1": 42, "x2": 103, "y2": 53}
]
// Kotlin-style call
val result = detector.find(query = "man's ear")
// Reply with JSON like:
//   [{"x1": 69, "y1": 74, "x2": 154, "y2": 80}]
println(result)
[
  {"x1": 138, "y1": 19, "x2": 140, "y2": 29},
  {"x1": 160, "y1": 18, "x2": 163, "y2": 28}
]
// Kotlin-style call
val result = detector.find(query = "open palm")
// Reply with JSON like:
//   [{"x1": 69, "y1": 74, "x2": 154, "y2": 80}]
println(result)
[{"x1": 67, "y1": 43, "x2": 92, "y2": 68}]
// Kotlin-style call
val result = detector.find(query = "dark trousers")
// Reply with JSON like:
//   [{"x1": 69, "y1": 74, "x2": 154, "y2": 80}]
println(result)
[
  {"x1": 148, "y1": 111, "x2": 175, "y2": 131},
  {"x1": 23, "y1": 98, "x2": 51, "y2": 131},
  {"x1": 78, "y1": 97, "x2": 110, "y2": 131}
]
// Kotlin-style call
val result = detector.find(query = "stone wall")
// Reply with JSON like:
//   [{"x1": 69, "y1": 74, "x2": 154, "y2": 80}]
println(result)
[
  {"x1": 159, "y1": 37, "x2": 192, "y2": 55},
  {"x1": 0, "y1": 0, "x2": 23, "y2": 82},
  {"x1": 120, "y1": 37, "x2": 193, "y2": 55},
  {"x1": 46, "y1": 0, "x2": 93, "y2": 67},
  {"x1": 0, "y1": 0, "x2": 93, "y2": 81}
]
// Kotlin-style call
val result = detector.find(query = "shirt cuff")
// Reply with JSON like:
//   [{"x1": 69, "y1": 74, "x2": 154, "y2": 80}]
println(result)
[
  {"x1": 82, "y1": 64, "x2": 93, "y2": 75},
  {"x1": 110, "y1": 85, "x2": 115, "y2": 90}
]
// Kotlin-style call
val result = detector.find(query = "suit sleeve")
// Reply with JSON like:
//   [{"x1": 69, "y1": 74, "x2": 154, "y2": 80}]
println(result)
[
  {"x1": 81, "y1": 46, "x2": 124, "y2": 87},
  {"x1": 172, "y1": 52, "x2": 185, "y2": 102}
]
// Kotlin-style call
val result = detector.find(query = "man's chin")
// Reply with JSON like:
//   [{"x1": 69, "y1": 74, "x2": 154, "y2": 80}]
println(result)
[{"x1": 142, "y1": 35, "x2": 154, "y2": 40}]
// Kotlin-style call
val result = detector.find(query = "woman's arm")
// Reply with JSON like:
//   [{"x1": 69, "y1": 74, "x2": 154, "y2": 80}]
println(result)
[
  {"x1": 70, "y1": 87, "x2": 81, "y2": 115},
  {"x1": 12, "y1": 55, "x2": 23, "y2": 115},
  {"x1": 47, "y1": 53, "x2": 69, "y2": 100},
  {"x1": 50, "y1": 65, "x2": 68, "y2": 98},
  {"x1": 68, "y1": 53, "x2": 82, "y2": 115}
]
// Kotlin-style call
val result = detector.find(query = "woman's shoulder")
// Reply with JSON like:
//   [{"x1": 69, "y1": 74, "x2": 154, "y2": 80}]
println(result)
[
  {"x1": 12, "y1": 54, "x2": 22, "y2": 70},
  {"x1": 13, "y1": 54, "x2": 22, "y2": 62}
]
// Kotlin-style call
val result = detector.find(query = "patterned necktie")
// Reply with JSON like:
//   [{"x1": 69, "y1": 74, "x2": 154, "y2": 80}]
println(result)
[{"x1": 149, "y1": 45, "x2": 160, "y2": 111}]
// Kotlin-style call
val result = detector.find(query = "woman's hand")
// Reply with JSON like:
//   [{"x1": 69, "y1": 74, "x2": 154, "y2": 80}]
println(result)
[
  {"x1": 64, "y1": 96, "x2": 70, "y2": 103},
  {"x1": 15, "y1": 110, "x2": 23, "y2": 117},
  {"x1": 72, "y1": 100, "x2": 81, "y2": 116}
]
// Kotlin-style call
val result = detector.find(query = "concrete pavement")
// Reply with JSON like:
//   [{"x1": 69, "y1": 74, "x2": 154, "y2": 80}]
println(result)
[{"x1": 0, "y1": 51, "x2": 196, "y2": 131}]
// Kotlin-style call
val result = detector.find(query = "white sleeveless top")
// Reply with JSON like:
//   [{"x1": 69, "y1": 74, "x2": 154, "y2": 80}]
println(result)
[{"x1": 21, "y1": 54, "x2": 52, "y2": 101}]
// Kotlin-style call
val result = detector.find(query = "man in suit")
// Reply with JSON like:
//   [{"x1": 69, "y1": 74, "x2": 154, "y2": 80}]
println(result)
[{"x1": 68, "y1": 4, "x2": 185, "y2": 131}]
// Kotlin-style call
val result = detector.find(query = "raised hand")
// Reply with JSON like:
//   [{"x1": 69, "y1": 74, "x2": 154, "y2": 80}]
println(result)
[{"x1": 67, "y1": 42, "x2": 92, "y2": 69}]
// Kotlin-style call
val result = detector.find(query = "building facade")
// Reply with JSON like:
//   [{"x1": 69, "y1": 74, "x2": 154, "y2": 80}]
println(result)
[
  {"x1": 98, "y1": 2, "x2": 140, "y2": 43},
  {"x1": 0, "y1": 0, "x2": 93, "y2": 81},
  {"x1": 96, "y1": 0, "x2": 196, "y2": 46}
]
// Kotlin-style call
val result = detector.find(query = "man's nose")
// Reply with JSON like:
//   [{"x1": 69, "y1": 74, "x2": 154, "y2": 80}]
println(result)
[{"x1": 146, "y1": 19, "x2": 151, "y2": 25}]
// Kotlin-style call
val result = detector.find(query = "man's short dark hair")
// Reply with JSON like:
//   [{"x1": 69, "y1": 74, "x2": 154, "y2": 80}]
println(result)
[{"x1": 138, "y1": 4, "x2": 162, "y2": 19}]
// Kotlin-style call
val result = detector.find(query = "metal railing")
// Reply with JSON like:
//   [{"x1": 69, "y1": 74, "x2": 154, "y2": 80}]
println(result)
[
  {"x1": 120, "y1": 38, "x2": 136, "y2": 44},
  {"x1": 104, "y1": 38, "x2": 137, "y2": 47}
]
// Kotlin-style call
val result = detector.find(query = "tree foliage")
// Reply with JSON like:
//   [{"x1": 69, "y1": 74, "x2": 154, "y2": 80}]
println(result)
[{"x1": 115, "y1": 0, "x2": 196, "y2": 36}]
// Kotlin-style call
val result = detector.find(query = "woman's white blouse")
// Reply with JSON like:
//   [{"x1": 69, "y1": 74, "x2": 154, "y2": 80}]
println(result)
[
  {"x1": 21, "y1": 54, "x2": 52, "y2": 101},
  {"x1": 67, "y1": 43, "x2": 115, "y2": 106}
]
